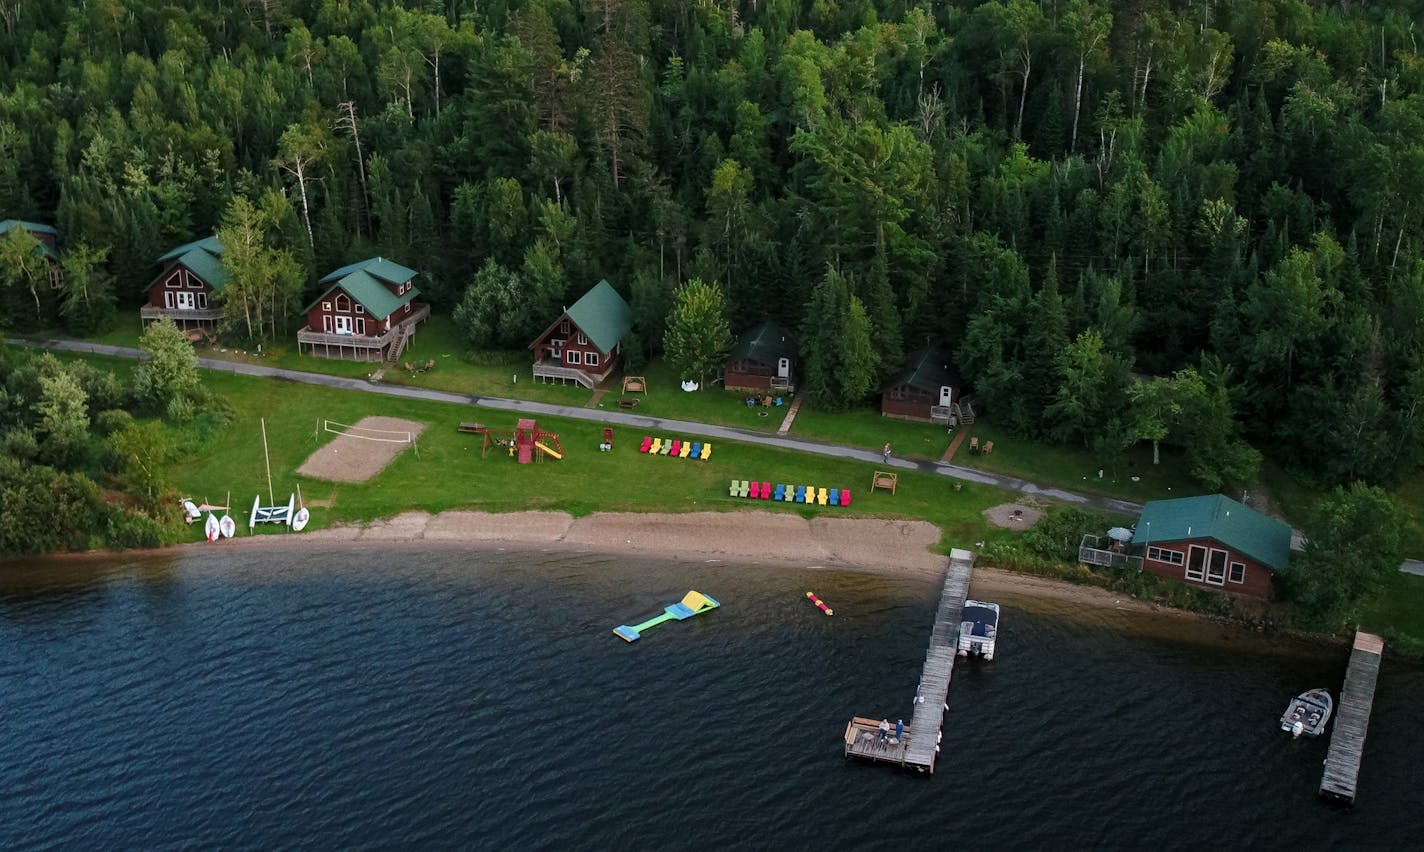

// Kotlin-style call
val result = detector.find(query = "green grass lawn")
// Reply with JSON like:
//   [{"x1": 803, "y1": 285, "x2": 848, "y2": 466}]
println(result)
[
  {"x1": 788, "y1": 404, "x2": 954, "y2": 461},
  {"x1": 171, "y1": 369, "x2": 1025, "y2": 552},
  {"x1": 949, "y1": 415, "x2": 1206, "y2": 503},
  {"x1": 586, "y1": 359, "x2": 786, "y2": 432},
  {"x1": 1357, "y1": 570, "x2": 1424, "y2": 652}
]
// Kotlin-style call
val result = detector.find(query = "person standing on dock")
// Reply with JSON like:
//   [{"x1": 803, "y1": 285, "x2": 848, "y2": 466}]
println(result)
[
  {"x1": 878, "y1": 719, "x2": 890, "y2": 742},
  {"x1": 895, "y1": 719, "x2": 904, "y2": 743}
]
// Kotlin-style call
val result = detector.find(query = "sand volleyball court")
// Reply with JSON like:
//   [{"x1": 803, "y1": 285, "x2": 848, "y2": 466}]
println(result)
[{"x1": 296, "y1": 416, "x2": 426, "y2": 482}]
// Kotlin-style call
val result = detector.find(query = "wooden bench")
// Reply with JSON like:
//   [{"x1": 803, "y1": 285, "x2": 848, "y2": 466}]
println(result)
[
  {"x1": 457, "y1": 422, "x2": 485, "y2": 434},
  {"x1": 871, "y1": 471, "x2": 898, "y2": 495},
  {"x1": 617, "y1": 397, "x2": 640, "y2": 409}
]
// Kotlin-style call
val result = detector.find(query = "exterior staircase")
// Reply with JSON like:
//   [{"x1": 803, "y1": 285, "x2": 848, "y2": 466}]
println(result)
[{"x1": 368, "y1": 325, "x2": 412, "y2": 382}]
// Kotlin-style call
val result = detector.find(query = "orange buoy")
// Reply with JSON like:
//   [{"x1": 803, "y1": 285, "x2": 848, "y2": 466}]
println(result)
[{"x1": 805, "y1": 591, "x2": 834, "y2": 616}]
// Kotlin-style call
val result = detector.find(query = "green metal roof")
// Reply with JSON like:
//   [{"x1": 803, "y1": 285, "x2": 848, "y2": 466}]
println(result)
[
  {"x1": 0, "y1": 219, "x2": 58, "y2": 236},
  {"x1": 157, "y1": 236, "x2": 222, "y2": 263},
  {"x1": 0, "y1": 220, "x2": 60, "y2": 261},
  {"x1": 884, "y1": 345, "x2": 960, "y2": 393},
  {"x1": 1132, "y1": 494, "x2": 1292, "y2": 573},
  {"x1": 303, "y1": 268, "x2": 420, "y2": 319},
  {"x1": 729, "y1": 321, "x2": 797, "y2": 364},
  {"x1": 561, "y1": 279, "x2": 632, "y2": 352},
  {"x1": 319, "y1": 256, "x2": 417, "y2": 287},
  {"x1": 155, "y1": 236, "x2": 228, "y2": 292}
]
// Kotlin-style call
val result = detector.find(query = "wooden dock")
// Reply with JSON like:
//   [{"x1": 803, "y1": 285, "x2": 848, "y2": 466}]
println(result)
[
  {"x1": 1319, "y1": 631, "x2": 1385, "y2": 804},
  {"x1": 843, "y1": 548, "x2": 974, "y2": 774}
]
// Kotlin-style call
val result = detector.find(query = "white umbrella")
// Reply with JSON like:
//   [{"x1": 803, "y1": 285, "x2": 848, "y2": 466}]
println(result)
[{"x1": 1106, "y1": 526, "x2": 1134, "y2": 543}]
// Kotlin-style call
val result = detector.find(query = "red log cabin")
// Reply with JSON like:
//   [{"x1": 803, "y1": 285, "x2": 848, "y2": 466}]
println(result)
[
  {"x1": 529, "y1": 279, "x2": 632, "y2": 389},
  {"x1": 0, "y1": 219, "x2": 63, "y2": 291},
  {"x1": 140, "y1": 236, "x2": 227, "y2": 331},
  {"x1": 1130, "y1": 494, "x2": 1292, "y2": 598},
  {"x1": 297, "y1": 257, "x2": 430, "y2": 361}
]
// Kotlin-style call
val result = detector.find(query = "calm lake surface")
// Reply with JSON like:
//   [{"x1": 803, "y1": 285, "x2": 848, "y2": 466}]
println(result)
[{"x1": 1, "y1": 545, "x2": 1419, "y2": 849}]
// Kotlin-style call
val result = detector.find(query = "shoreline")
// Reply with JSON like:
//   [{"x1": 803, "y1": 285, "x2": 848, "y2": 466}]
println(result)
[{"x1": 82, "y1": 509, "x2": 1181, "y2": 617}]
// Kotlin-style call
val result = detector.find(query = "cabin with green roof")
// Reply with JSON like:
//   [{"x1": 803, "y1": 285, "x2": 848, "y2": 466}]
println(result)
[
  {"x1": 297, "y1": 257, "x2": 430, "y2": 361},
  {"x1": 142, "y1": 236, "x2": 227, "y2": 331},
  {"x1": 529, "y1": 279, "x2": 632, "y2": 389},
  {"x1": 881, "y1": 344, "x2": 963, "y2": 424},
  {"x1": 1131, "y1": 494, "x2": 1291, "y2": 598},
  {"x1": 1, "y1": 219, "x2": 64, "y2": 288},
  {"x1": 724, "y1": 321, "x2": 797, "y2": 392}
]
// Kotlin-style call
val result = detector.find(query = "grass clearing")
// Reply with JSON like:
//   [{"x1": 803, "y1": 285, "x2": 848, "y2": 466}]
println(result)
[{"x1": 788, "y1": 405, "x2": 953, "y2": 461}]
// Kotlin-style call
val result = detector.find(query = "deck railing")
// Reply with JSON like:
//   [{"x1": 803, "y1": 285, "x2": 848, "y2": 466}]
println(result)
[
  {"x1": 1078, "y1": 534, "x2": 1144, "y2": 570},
  {"x1": 140, "y1": 305, "x2": 223, "y2": 324},
  {"x1": 295, "y1": 304, "x2": 430, "y2": 351},
  {"x1": 531, "y1": 359, "x2": 612, "y2": 389}
]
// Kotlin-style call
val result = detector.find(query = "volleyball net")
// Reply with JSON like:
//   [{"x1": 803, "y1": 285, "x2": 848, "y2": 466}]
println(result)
[{"x1": 321, "y1": 419, "x2": 415, "y2": 444}]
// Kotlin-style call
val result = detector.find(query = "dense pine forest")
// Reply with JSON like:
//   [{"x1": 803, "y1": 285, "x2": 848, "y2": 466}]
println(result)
[{"x1": 2, "y1": 0, "x2": 1423, "y2": 492}]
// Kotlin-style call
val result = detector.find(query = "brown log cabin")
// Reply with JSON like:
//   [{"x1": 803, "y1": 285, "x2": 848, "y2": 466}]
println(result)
[
  {"x1": 297, "y1": 257, "x2": 430, "y2": 361},
  {"x1": 528, "y1": 279, "x2": 632, "y2": 389},
  {"x1": 724, "y1": 321, "x2": 797, "y2": 392},
  {"x1": 881, "y1": 345, "x2": 961, "y2": 424},
  {"x1": 140, "y1": 236, "x2": 227, "y2": 331},
  {"x1": 1130, "y1": 494, "x2": 1291, "y2": 598}
]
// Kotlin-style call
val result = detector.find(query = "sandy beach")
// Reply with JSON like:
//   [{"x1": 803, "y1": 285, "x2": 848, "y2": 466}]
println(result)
[{"x1": 157, "y1": 508, "x2": 1171, "y2": 616}]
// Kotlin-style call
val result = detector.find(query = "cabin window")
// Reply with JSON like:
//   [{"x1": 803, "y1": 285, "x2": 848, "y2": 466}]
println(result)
[
  {"x1": 566, "y1": 350, "x2": 582, "y2": 365},
  {"x1": 163, "y1": 292, "x2": 174, "y2": 309},
  {"x1": 356, "y1": 317, "x2": 366, "y2": 335},
  {"x1": 1229, "y1": 562, "x2": 1245, "y2": 584},
  {"x1": 356, "y1": 304, "x2": 364, "y2": 314},
  {"x1": 1206, "y1": 550, "x2": 1228, "y2": 585},
  {"x1": 560, "y1": 320, "x2": 570, "y2": 334},
  {"x1": 1146, "y1": 546, "x2": 1184, "y2": 566},
  {"x1": 323, "y1": 316, "x2": 332, "y2": 333},
  {"x1": 1185, "y1": 546, "x2": 1207, "y2": 582},
  {"x1": 322, "y1": 301, "x2": 331, "y2": 311},
  {"x1": 577, "y1": 332, "x2": 588, "y2": 345},
  {"x1": 585, "y1": 352, "x2": 600, "y2": 367},
  {"x1": 404, "y1": 303, "x2": 411, "y2": 313},
  {"x1": 335, "y1": 294, "x2": 350, "y2": 312},
  {"x1": 186, "y1": 272, "x2": 203, "y2": 289},
  {"x1": 196, "y1": 293, "x2": 207, "y2": 309}
]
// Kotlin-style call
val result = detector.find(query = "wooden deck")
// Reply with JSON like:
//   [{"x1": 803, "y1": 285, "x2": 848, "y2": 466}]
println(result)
[
  {"x1": 843, "y1": 548, "x2": 974, "y2": 774},
  {"x1": 1319, "y1": 631, "x2": 1385, "y2": 804}
]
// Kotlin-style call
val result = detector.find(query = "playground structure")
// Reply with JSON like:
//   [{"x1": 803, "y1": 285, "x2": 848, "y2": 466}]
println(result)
[
  {"x1": 458, "y1": 418, "x2": 564, "y2": 463},
  {"x1": 613, "y1": 591, "x2": 720, "y2": 642}
]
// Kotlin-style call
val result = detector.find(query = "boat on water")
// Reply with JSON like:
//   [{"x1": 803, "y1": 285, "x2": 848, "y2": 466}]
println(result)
[
  {"x1": 957, "y1": 600, "x2": 1000, "y2": 660},
  {"x1": 1280, "y1": 688, "x2": 1333, "y2": 738}
]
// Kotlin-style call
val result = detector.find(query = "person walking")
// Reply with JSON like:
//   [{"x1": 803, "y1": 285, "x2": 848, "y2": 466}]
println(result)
[
  {"x1": 895, "y1": 719, "x2": 905, "y2": 743},
  {"x1": 882, "y1": 442, "x2": 892, "y2": 463}
]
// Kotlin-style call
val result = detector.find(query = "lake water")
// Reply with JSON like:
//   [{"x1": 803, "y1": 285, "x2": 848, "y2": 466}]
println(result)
[{"x1": 1, "y1": 545, "x2": 1418, "y2": 849}]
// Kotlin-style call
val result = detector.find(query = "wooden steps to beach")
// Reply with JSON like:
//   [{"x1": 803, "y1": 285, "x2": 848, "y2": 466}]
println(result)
[
  {"x1": 843, "y1": 548, "x2": 974, "y2": 774},
  {"x1": 1319, "y1": 630, "x2": 1385, "y2": 804}
]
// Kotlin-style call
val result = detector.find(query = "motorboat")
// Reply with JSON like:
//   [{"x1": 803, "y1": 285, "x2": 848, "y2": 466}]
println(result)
[
  {"x1": 1280, "y1": 688, "x2": 1333, "y2": 738},
  {"x1": 957, "y1": 600, "x2": 999, "y2": 660}
]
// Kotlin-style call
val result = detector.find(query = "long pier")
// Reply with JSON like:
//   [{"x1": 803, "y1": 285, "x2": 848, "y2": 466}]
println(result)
[
  {"x1": 1319, "y1": 630, "x2": 1385, "y2": 804},
  {"x1": 843, "y1": 548, "x2": 974, "y2": 774}
]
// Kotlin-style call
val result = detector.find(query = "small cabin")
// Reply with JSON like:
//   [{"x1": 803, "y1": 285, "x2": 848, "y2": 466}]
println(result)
[
  {"x1": 141, "y1": 236, "x2": 227, "y2": 331},
  {"x1": 0, "y1": 219, "x2": 63, "y2": 289},
  {"x1": 724, "y1": 321, "x2": 797, "y2": 392},
  {"x1": 881, "y1": 345, "x2": 961, "y2": 424},
  {"x1": 529, "y1": 279, "x2": 632, "y2": 389},
  {"x1": 296, "y1": 257, "x2": 430, "y2": 361},
  {"x1": 1131, "y1": 494, "x2": 1291, "y2": 598}
]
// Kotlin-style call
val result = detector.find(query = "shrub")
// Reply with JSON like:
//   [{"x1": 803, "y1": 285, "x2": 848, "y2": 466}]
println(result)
[{"x1": 1022, "y1": 507, "x2": 1118, "y2": 561}]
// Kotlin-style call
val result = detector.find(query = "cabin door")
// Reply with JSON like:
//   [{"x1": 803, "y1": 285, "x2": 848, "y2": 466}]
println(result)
[
  {"x1": 777, "y1": 357, "x2": 790, "y2": 378},
  {"x1": 334, "y1": 315, "x2": 353, "y2": 335},
  {"x1": 175, "y1": 291, "x2": 195, "y2": 311},
  {"x1": 939, "y1": 385, "x2": 953, "y2": 407}
]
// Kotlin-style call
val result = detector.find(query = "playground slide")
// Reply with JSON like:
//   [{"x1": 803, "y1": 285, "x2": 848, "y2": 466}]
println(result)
[
  {"x1": 613, "y1": 590, "x2": 720, "y2": 642},
  {"x1": 534, "y1": 440, "x2": 562, "y2": 460}
]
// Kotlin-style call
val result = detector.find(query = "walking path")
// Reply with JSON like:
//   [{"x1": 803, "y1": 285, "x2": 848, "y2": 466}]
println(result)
[
  {"x1": 8, "y1": 337, "x2": 1149, "y2": 516},
  {"x1": 942, "y1": 428, "x2": 969, "y2": 462},
  {"x1": 776, "y1": 395, "x2": 803, "y2": 435}
]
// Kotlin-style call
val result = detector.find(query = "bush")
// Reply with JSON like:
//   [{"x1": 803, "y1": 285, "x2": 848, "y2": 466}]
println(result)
[
  {"x1": 166, "y1": 395, "x2": 197, "y2": 424},
  {"x1": 94, "y1": 408, "x2": 136, "y2": 437},
  {"x1": 103, "y1": 508, "x2": 166, "y2": 549},
  {"x1": 1022, "y1": 507, "x2": 1119, "y2": 561}
]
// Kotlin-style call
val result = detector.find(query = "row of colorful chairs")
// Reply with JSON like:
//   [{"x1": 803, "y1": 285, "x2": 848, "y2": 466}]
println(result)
[
  {"x1": 639, "y1": 436, "x2": 712, "y2": 460},
  {"x1": 729, "y1": 481, "x2": 852, "y2": 506}
]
